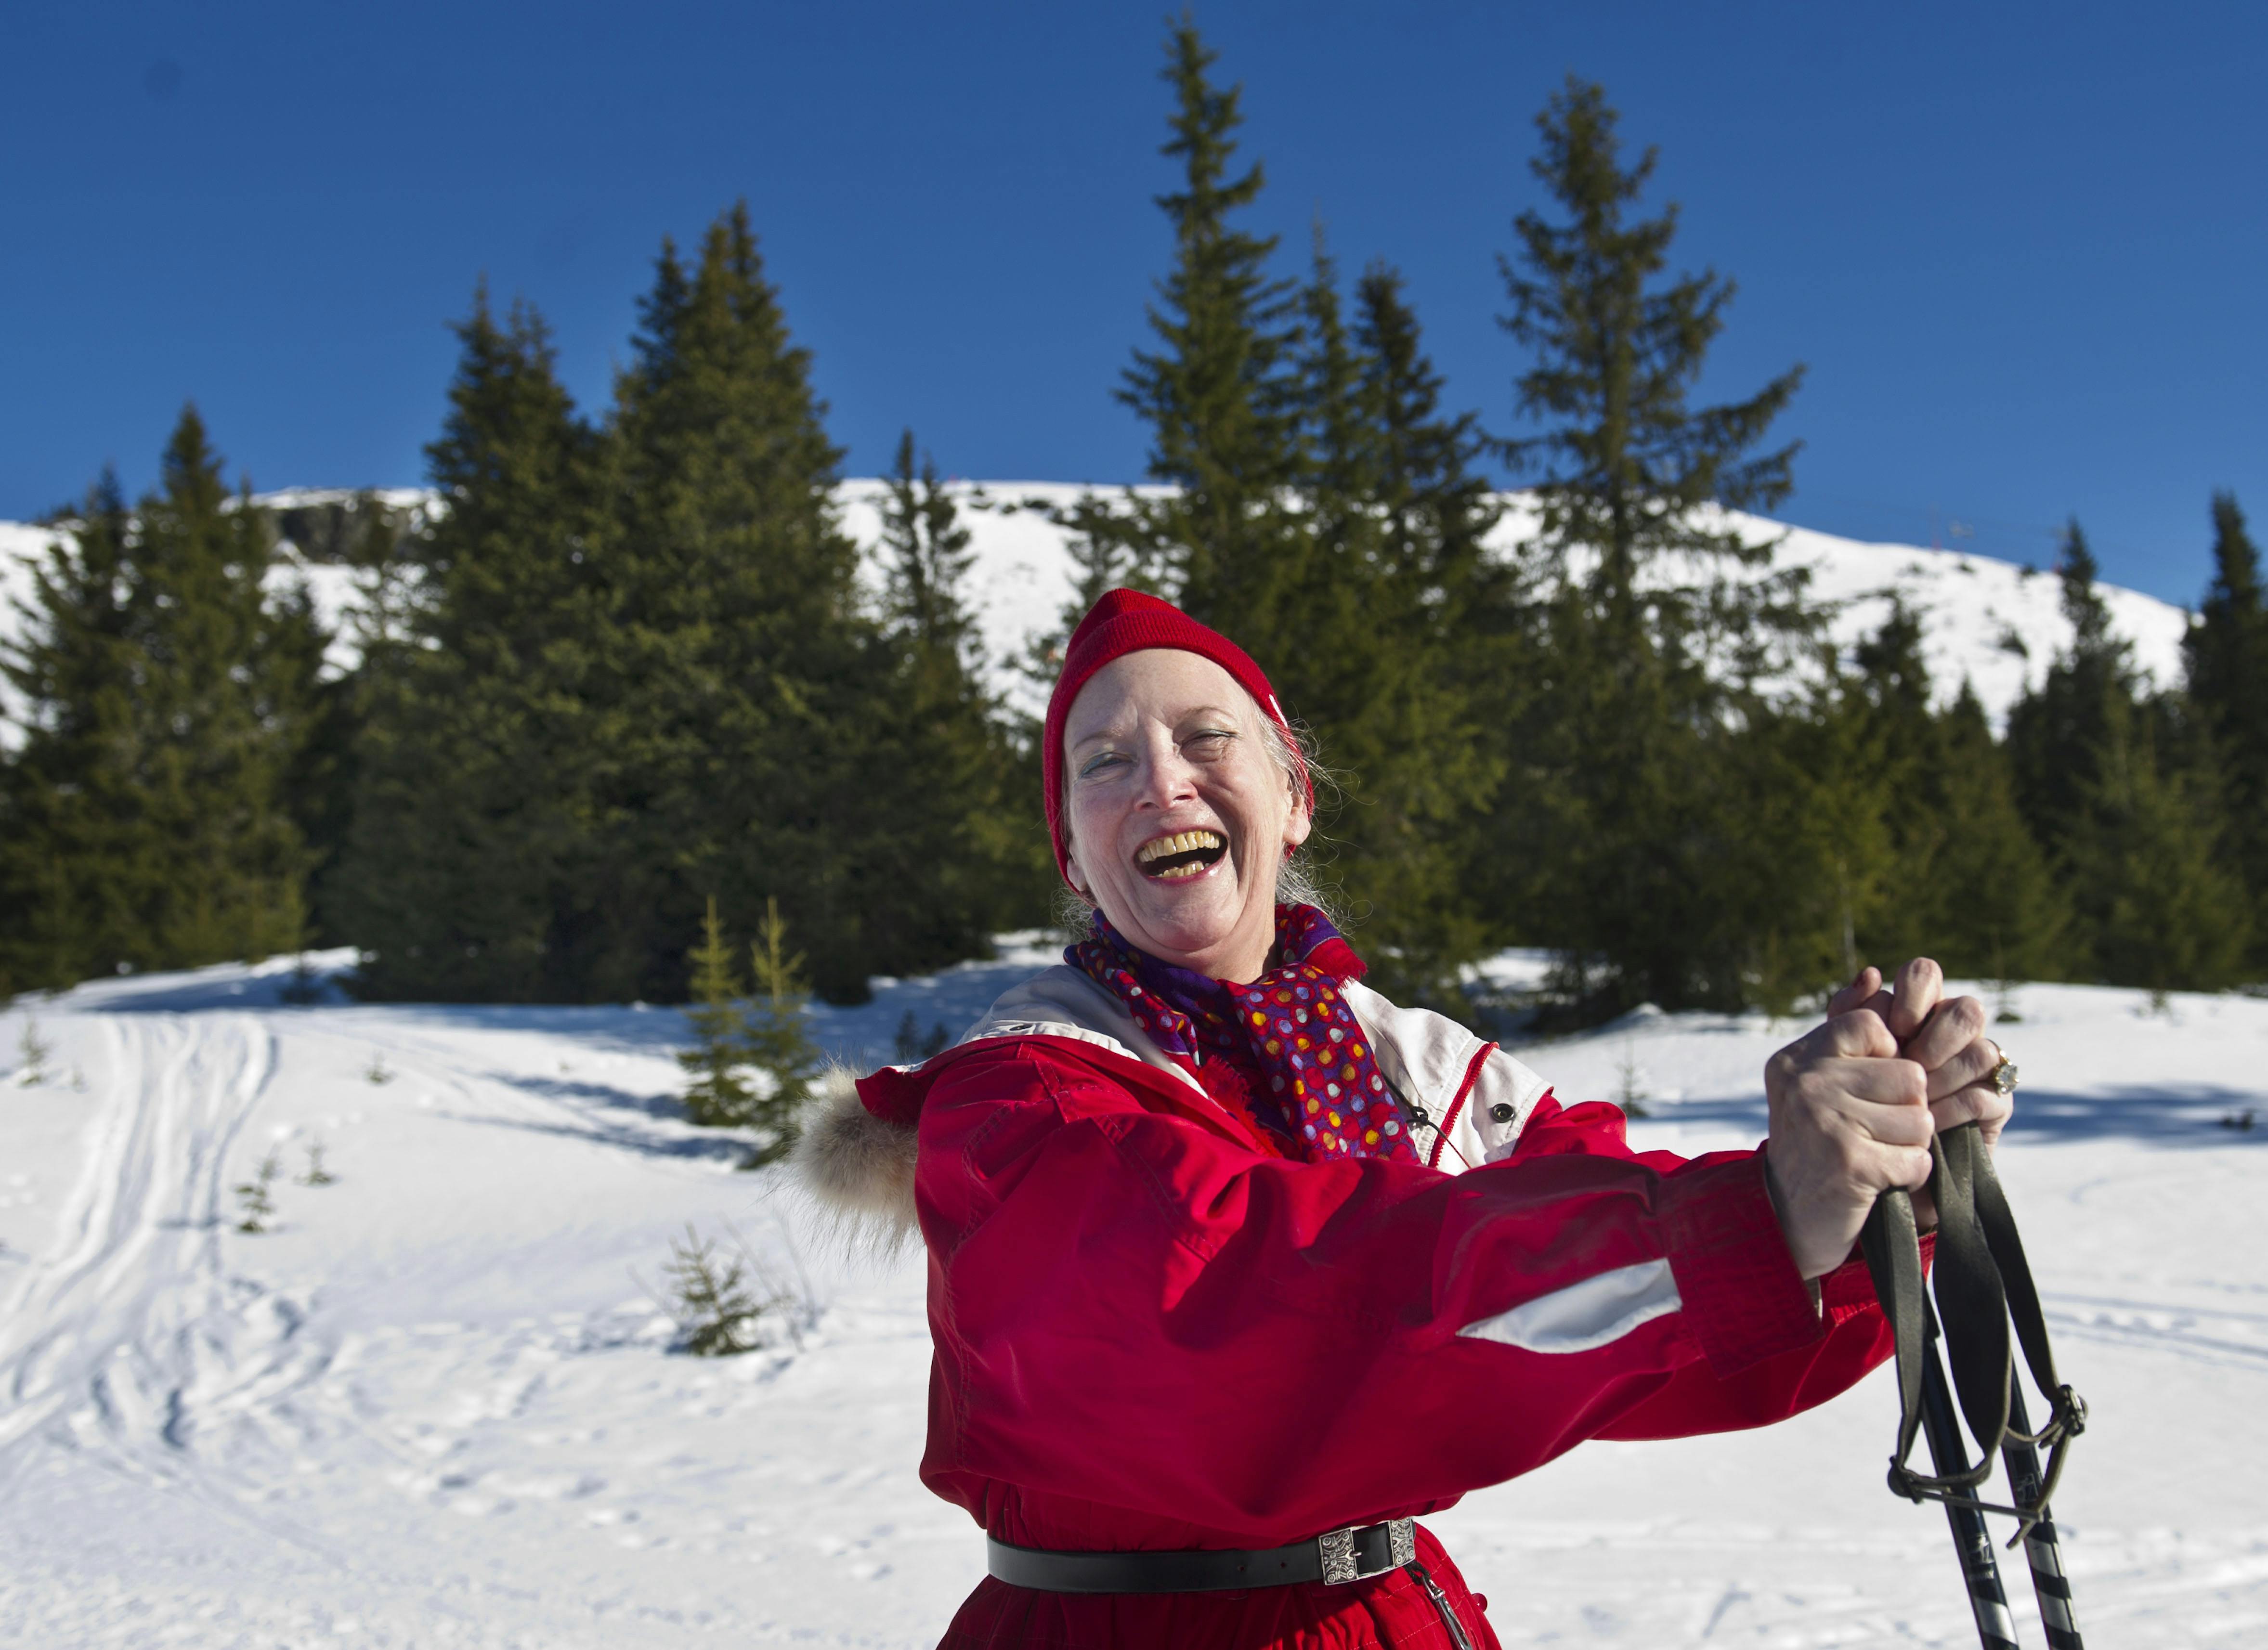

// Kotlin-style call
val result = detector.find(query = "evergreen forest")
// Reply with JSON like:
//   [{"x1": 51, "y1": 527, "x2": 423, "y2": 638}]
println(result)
[{"x1": 4, "y1": 24, "x2": 2263, "y2": 1018}]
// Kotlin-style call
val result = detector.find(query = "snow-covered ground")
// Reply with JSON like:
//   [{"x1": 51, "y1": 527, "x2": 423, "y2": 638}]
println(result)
[
  {"x1": 3, "y1": 949, "x2": 2263, "y2": 1646},
  {"x1": 3, "y1": 486, "x2": 2194, "y2": 741}
]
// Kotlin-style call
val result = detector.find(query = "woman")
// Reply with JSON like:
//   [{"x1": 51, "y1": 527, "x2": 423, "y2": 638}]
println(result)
[{"x1": 799, "y1": 588, "x2": 2012, "y2": 1649}]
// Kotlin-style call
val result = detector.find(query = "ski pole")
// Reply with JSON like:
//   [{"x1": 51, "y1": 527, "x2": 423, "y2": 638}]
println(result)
[
  {"x1": 2000, "y1": 1381, "x2": 2082, "y2": 1650},
  {"x1": 1919, "y1": 1305, "x2": 2020, "y2": 1650}
]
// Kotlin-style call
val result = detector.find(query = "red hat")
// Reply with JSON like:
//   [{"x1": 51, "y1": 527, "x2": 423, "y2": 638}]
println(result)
[{"x1": 1041, "y1": 588, "x2": 1308, "y2": 885}]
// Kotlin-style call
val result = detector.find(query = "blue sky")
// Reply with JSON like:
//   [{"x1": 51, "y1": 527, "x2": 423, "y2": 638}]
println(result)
[{"x1": 3, "y1": 1, "x2": 2262, "y2": 606}]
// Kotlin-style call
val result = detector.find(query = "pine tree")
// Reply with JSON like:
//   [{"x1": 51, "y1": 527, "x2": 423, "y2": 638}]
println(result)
[
  {"x1": 1107, "y1": 24, "x2": 1509, "y2": 991},
  {"x1": 326, "y1": 287, "x2": 611, "y2": 1002},
  {"x1": 1840, "y1": 604, "x2": 2068, "y2": 981},
  {"x1": 1356, "y1": 266, "x2": 1507, "y2": 593},
  {"x1": 1117, "y1": 17, "x2": 1307, "y2": 626},
  {"x1": 658, "y1": 1225, "x2": 763, "y2": 1356},
  {"x1": 1273, "y1": 240, "x2": 1508, "y2": 990},
  {"x1": 867, "y1": 434, "x2": 1050, "y2": 955},
  {"x1": 295, "y1": 495, "x2": 408, "y2": 945},
  {"x1": 2010, "y1": 520, "x2": 2249, "y2": 985},
  {"x1": 2081, "y1": 722, "x2": 2250, "y2": 993},
  {"x1": 0, "y1": 410, "x2": 319, "y2": 992},
  {"x1": 2008, "y1": 521, "x2": 2127, "y2": 850},
  {"x1": 234, "y1": 1149, "x2": 281, "y2": 1234},
  {"x1": 1491, "y1": 78, "x2": 1813, "y2": 1014},
  {"x1": 2184, "y1": 492, "x2": 2268, "y2": 970},
  {"x1": 679, "y1": 896, "x2": 756, "y2": 1128},
  {"x1": 1498, "y1": 78, "x2": 1805, "y2": 627},
  {"x1": 882, "y1": 430, "x2": 978, "y2": 652},
  {"x1": 1920, "y1": 685, "x2": 2072, "y2": 982},
  {"x1": 605, "y1": 203, "x2": 899, "y2": 1004},
  {"x1": 740, "y1": 898, "x2": 820, "y2": 1166},
  {"x1": 338, "y1": 218, "x2": 1009, "y2": 1007}
]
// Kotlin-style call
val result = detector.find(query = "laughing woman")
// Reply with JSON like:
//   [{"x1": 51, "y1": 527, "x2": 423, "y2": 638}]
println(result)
[{"x1": 799, "y1": 589, "x2": 2012, "y2": 1650}]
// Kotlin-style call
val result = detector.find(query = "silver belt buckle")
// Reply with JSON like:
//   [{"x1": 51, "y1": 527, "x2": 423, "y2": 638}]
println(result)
[{"x1": 1317, "y1": 1517, "x2": 1417, "y2": 1584}]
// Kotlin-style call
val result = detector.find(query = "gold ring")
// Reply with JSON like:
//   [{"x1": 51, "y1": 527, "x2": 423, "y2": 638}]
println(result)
[{"x1": 1989, "y1": 1054, "x2": 2019, "y2": 1096}]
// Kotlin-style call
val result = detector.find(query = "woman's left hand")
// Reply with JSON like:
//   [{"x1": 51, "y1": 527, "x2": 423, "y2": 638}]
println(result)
[{"x1": 1822, "y1": 959, "x2": 2013, "y2": 1231}]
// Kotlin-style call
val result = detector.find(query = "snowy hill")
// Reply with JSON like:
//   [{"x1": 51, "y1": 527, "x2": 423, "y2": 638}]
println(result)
[
  {"x1": 837, "y1": 482, "x2": 2196, "y2": 728},
  {"x1": 3, "y1": 487, "x2": 2194, "y2": 740},
  {"x1": 2, "y1": 952, "x2": 2263, "y2": 1646}
]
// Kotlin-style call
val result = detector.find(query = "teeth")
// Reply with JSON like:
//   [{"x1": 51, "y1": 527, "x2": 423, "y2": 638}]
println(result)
[{"x1": 1136, "y1": 829, "x2": 1225, "y2": 866}]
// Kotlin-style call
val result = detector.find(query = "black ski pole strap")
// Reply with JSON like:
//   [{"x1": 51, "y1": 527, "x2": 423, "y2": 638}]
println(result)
[
  {"x1": 1968, "y1": 1124, "x2": 2064, "y2": 1412},
  {"x1": 1858, "y1": 1185, "x2": 1926, "y2": 1472},
  {"x1": 1860, "y1": 1138, "x2": 1991, "y2": 1501},
  {"x1": 1859, "y1": 1121, "x2": 2087, "y2": 1543},
  {"x1": 1929, "y1": 1124, "x2": 2016, "y2": 1458}
]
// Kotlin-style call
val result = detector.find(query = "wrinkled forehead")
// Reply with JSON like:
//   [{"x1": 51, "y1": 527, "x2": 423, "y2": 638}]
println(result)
[{"x1": 1063, "y1": 648, "x2": 1259, "y2": 750}]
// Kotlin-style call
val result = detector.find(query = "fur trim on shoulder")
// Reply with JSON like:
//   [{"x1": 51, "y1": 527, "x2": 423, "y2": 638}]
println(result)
[{"x1": 791, "y1": 1066, "x2": 918, "y2": 1253}]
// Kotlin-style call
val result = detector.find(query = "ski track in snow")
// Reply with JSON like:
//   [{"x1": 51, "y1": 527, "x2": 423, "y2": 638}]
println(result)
[
  {"x1": 1, "y1": 961, "x2": 2264, "y2": 1645},
  {"x1": 0, "y1": 1014, "x2": 301, "y2": 1478}
]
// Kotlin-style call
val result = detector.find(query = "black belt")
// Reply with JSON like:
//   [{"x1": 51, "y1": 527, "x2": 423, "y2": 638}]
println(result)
[{"x1": 986, "y1": 1517, "x2": 1416, "y2": 1594}]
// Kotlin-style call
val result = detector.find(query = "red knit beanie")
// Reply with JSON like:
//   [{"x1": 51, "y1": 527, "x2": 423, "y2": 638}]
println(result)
[{"x1": 1041, "y1": 588, "x2": 1308, "y2": 885}]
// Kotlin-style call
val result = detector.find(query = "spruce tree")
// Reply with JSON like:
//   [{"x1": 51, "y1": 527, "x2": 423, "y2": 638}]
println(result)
[
  {"x1": 1109, "y1": 22, "x2": 1507, "y2": 992},
  {"x1": 1841, "y1": 604, "x2": 2068, "y2": 981},
  {"x1": 2184, "y1": 492, "x2": 2268, "y2": 970},
  {"x1": 1117, "y1": 17, "x2": 1306, "y2": 626},
  {"x1": 605, "y1": 203, "x2": 895, "y2": 1003},
  {"x1": 327, "y1": 288, "x2": 612, "y2": 1001},
  {"x1": 1491, "y1": 78, "x2": 1812, "y2": 1014},
  {"x1": 1352, "y1": 263, "x2": 1504, "y2": 599},
  {"x1": 2074, "y1": 715, "x2": 2250, "y2": 993},
  {"x1": 680, "y1": 896, "x2": 756, "y2": 1128},
  {"x1": 1498, "y1": 78, "x2": 1805, "y2": 625},
  {"x1": 740, "y1": 897, "x2": 820, "y2": 1166},
  {"x1": 2008, "y1": 521, "x2": 2126, "y2": 850},
  {"x1": 0, "y1": 410, "x2": 319, "y2": 991},
  {"x1": 0, "y1": 476, "x2": 132, "y2": 993},
  {"x1": 1921, "y1": 685, "x2": 2072, "y2": 982},
  {"x1": 863, "y1": 432, "x2": 1043, "y2": 961},
  {"x1": 2010, "y1": 520, "x2": 2249, "y2": 985},
  {"x1": 295, "y1": 495, "x2": 407, "y2": 944},
  {"x1": 339, "y1": 218, "x2": 1009, "y2": 1006},
  {"x1": 1274, "y1": 240, "x2": 1507, "y2": 990}
]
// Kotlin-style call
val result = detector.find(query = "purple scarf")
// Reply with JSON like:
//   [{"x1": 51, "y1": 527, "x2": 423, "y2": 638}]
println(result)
[{"x1": 1069, "y1": 905, "x2": 1418, "y2": 1163}]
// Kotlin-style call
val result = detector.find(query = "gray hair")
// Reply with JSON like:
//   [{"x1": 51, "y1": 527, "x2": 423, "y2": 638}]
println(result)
[{"x1": 1054, "y1": 709, "x2": 1344, "y2": 937}]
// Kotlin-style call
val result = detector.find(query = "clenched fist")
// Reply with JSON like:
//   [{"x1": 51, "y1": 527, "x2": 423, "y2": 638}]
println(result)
[{"x1": 1763, "y1": 958, "x2": 2012, "y2": 1279}]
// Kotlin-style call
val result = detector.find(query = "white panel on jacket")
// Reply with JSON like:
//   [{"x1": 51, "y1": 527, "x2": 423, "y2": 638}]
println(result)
[
  {"x1": 1455, "y1": 1259, "x2": 1683, "y2": 1354},
  {"x1": 1468, "y1": 1046, "x2": 1551, "y2": 1165}
]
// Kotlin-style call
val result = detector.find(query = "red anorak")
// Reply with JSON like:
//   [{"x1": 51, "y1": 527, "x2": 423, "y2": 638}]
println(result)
[{"x1": 856, "y1": 1026, "x2": 1902, "y2": 1650}]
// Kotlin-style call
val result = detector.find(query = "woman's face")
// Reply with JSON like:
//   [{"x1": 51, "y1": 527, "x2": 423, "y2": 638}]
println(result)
[{"x1": 1062, "y1": 648, "x2": 1309, "y2": 983}]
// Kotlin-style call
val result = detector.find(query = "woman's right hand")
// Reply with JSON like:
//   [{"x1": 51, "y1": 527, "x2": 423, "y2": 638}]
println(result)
[{"x1": 1762, "y1": 975, "x2": 1937, "y2": 1280}]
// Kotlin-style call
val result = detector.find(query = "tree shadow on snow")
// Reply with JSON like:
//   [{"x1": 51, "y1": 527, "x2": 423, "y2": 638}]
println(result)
[
  {"x1": 431, "y1": 1105, "x2": 755, "y2": 1166},
  {"x1": 443, "y1": 1067, "x2": 762, "y2": 1165},
  {"x1": 67, "y1": 973, "x2": 338, "y2": 1013},
  {"x1": 326, "y1": 1001, "x2": 694, "y2": 1054},
  {"x1": 484, "y1": 1069, "x2": 688, "y2": 1120},
  {"x1": 1994, "y1": 1082, "x2": 2268, "y2": 1145},
  {"x1": 1649, "y1": 1083, "x2": 2267, "y2": 1148}
]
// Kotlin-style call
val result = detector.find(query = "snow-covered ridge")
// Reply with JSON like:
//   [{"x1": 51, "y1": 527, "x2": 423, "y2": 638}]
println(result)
[{"x1": 3, "y1": 485, "x2": 2193, "y2": 735}]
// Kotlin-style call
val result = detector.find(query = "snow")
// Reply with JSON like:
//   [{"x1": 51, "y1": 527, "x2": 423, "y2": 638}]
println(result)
[
  {"x1": 3, "y1": 485, "x2": 2194, "y2": 740},
  {"x1": 3, "y1": 948, "x2": 2263, "y2": 1646}
]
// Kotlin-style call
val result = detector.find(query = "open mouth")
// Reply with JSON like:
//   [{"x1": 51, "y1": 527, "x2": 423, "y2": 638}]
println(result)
[{"x1": 1135, "y1": 829, "x2": 1228, "y2": 881}]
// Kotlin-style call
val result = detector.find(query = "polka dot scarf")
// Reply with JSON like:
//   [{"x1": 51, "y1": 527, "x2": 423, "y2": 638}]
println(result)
[{"x1": 1069, "y1": 905, "x2": 1419, "y2": 1164}]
